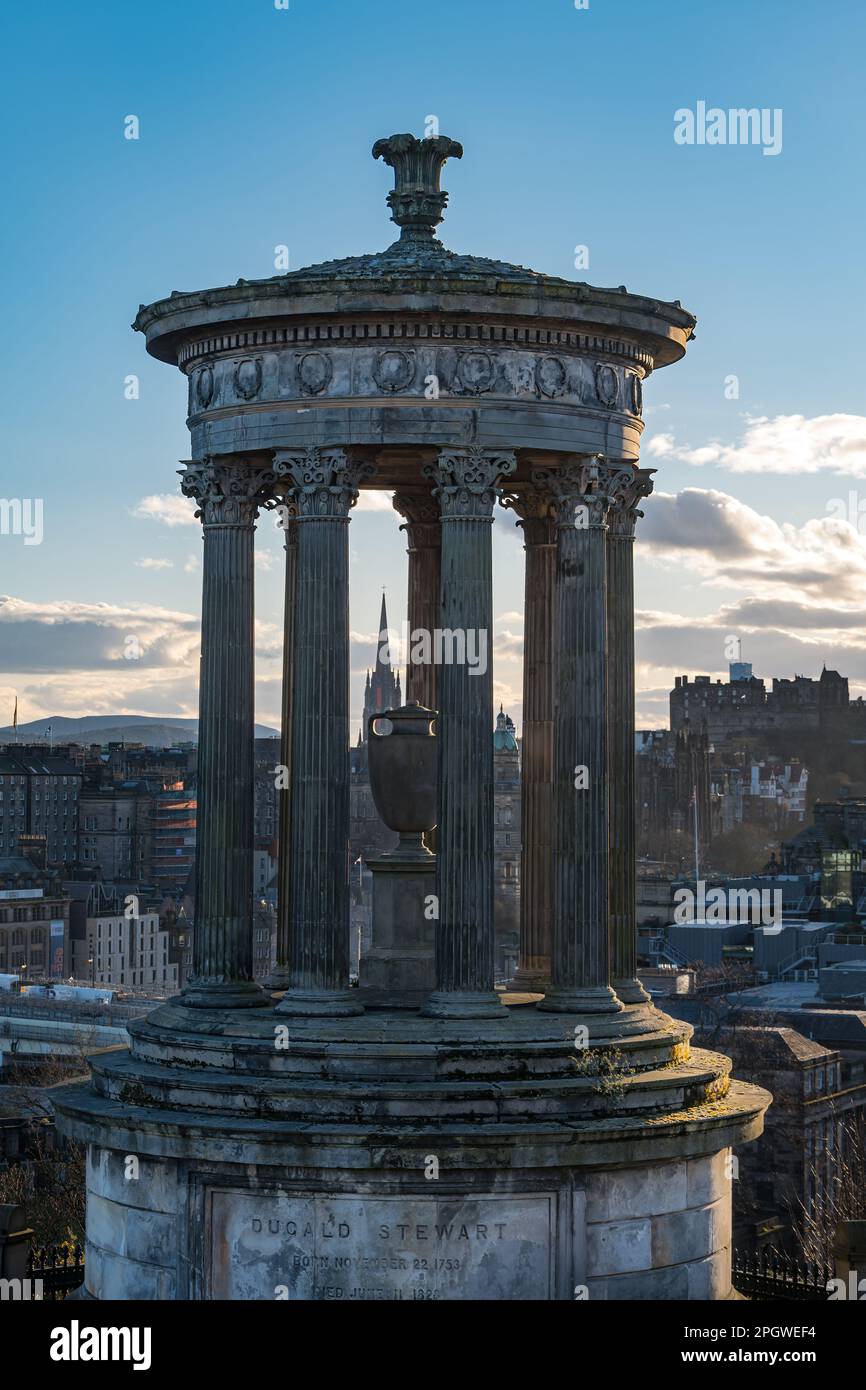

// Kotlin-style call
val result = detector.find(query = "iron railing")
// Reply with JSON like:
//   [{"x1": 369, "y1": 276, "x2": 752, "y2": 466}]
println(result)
[
  {"x1": 732, "y1": 1248, "x2": 832, "y2": 1301},
  {"x1": 26, "y1": 1242, "x2": 85, "y2": 1300}
]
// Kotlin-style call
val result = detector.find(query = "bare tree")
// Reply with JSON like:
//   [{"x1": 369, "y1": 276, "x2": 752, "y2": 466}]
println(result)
[{"x1": 796, "y1": 1115, "x2": 866, "y2": 1268}]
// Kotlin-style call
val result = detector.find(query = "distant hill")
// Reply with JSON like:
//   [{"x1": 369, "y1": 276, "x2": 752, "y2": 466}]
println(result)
[{"x1": 0, "y1": 715, "x2": 279, "y2": 748}]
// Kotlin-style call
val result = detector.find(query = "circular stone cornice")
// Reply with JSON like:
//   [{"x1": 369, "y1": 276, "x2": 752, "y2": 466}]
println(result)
[
  {"x1": 133, "y1": 276, "x2": 695, "y2": 371},
  {"x1": 176, "y1": 317, "x2": 656, "y2": 375}
]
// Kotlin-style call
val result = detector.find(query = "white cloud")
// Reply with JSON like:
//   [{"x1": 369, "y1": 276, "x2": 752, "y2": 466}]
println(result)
[
  {"x1": 135, "y1": 557, "x2": 174, "y2": 570},
  {"x1": 639, "y1": 487, "x2": 866, "y2": 603},
  {"x1": 133, "y1": 493, "x2": 198, "y2": 527},
  {"x1": 354, "y1": 490, "x2": 396, "y2": 514},
  {"x1": 646, "y1": 413, "x2": 866, "y2": 478}
]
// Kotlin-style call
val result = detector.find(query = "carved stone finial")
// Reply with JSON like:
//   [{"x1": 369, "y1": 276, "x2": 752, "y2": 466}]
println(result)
[{"x1": 372, "y1": 133, "x2": 463, "y2": 239}]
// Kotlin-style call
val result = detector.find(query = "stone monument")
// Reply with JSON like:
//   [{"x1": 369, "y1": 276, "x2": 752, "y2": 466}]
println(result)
[
  {"x1": 361, "y1": 703, "x2": 437, "y2": 1003},
  {"x1": 54, "y1": 132, "x2": 770, "y2": 1300}
]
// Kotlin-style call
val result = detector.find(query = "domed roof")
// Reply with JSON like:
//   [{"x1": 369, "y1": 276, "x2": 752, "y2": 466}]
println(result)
[
  {"x1": 134, "y1": 132, "x2": 695, "y2": 369},
  {"x1": 233, "y1": 133, "x2": 669, "y2": 296},
  {"x1": 494, "y1": 705, "x2": 518, "y2": 752}
]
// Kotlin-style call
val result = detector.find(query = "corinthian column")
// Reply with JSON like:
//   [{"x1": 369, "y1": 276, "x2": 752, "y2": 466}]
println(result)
[
  {"x1": 609, "y1": 467, "x2": 655, "y2": 1003},
  {"x1": 267, "y1": 497, "x2": 298, "y2": 992},
  {"x1": 421, "y1": 446, "x2": 516, "y2": 1019},
  {"x1": 274, "y1": 447, "x2": 374, "y2": 1016},
  {"x1": 536, "y1": 456, "x2": 629, "y2": 1016},
  {"x1": 502, "y1": 487, "x2": 555, "y2": 991},
  {"x1": 392, "y1": 487, "x2": 442, "y2": 713},
  {"x1": 179, "y1": 458, "x2": 274, "y2": 1008}
]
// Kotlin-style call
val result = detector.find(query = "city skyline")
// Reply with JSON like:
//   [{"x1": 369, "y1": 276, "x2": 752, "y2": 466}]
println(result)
[{"x1": 2, "y1": 0, "x2": 865, "y2": 735}]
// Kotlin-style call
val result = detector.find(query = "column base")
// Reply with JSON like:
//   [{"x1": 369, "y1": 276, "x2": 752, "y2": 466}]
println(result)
[
  {"x1": 275, "y1": 989, "x2": 364, "y2": 1018},
  {"x1": 612, "y1": 976, "x2": 651, "y2": 1005},
  {"x1": 537, "y1": 985, "x2": 623, "y2": 1015},
  {"x1": 180, "y1": 980, "x2": 270, "y2": 1010},
  {"x1": 508, "y1": 965, "x2": 550, "y2": 993},
  {"x1": 421, "y1": 990, "x2": 509, "y2": 1019},
  {"x1": 263, "y1": 968, "x2": 291, "y2": 992}
]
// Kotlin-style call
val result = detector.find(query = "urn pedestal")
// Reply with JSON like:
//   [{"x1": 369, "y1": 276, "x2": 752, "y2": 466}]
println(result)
[{"x1": 360, "y1": 704, "x2": 438, "y2": 1004}]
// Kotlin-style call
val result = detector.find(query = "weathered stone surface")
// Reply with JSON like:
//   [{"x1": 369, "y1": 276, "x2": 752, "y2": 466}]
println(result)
[
  {"x1": 274, "y1": 448, "x2": 373, "y2": 1016},
  {"x1": 608, "y1": 469, "x2": 654, "y2": 1002},
  {"x1": 687, "y1": 1250, "x2": 732, "y2": 1301},
  {"x1": 208, "y1": 1190, "x2": 556, "y2": 1301},
  {"x1": 590, "y1": 1261, "x2": 690, "y2": 1301},
  {"x1": 87, "y1": 1194, "x2": 175, "y2": 1268},
  {"x1": 587, "y1": 1218, "x2": 652, "y2": 1277},
  {"x1": 361, "y1": 856, "x2": 435, "y2": 996},
  {"x1": 178, "y1": 459, "x2": 272, "y2": 1009},
  {"x1": 586, "y1": 1159, "x2": 688, "y2": 1223},
  {"x1": 422, "y1": 448, "x2": 516, "y2": 1018},
  {"x1": 687, "y1": 1147, "x2": 732, "y2": 1206},
  {"x1": 87, "y1": 1146, "x2": 178, "y2": 1214},
  {"x1": 84, "y1": 1244, "x2": 176, "y2": 1301}
]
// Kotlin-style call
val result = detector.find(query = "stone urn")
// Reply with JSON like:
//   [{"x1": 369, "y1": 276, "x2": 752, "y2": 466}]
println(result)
[{"x1": 367, "y1": 703, "x2": 437, "y2": 857}]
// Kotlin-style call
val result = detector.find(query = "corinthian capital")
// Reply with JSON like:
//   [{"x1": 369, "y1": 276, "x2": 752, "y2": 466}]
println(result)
[
  {"x1": 179, "y1": 458, "x2": 275, "y2": 526},
  {"x1": 272, "y1": 447, "x2": 375, "y2": 518},
  {"x1": 608, "y1": 467, "x2": 656, "y2": 538},
  {"x1": 424, "y1": 446, "x2": 517, "y2": 519},
  {"x1": 531, "y1": 455, "x2": 632, "y2": 530}
]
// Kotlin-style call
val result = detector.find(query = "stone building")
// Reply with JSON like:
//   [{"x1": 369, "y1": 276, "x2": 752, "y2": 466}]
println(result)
[
  {"x1": 253, "y1": 737, "x2": 280, "y2": 843},
  {"x1": 671, "y1": 664, "x2": 865, "y2": 745},
  {"x1": 0, "y1": 748, "x2": 82, "y2": 867},
  {"x1": 711, "y1": 1026, "x2": 866, "y2": 1253},
  {"x1": 68, "y1": 885, "x2": 179, "y2": 993},
  {"x1": 0, "y1": 847, "x2": 70, "y2": 980},
  {"x1": 493, "y1": 705, "x2": 520, "y2": 979},
  {"x1": 149, "y1": 789, "x2": 196, "y2": 897},
  {"x1": 78, "y1": 782, "x2": 152, "y2": 881},
  {"x1": 636, "y1": 727, "x2": 712, "y2": 860}
]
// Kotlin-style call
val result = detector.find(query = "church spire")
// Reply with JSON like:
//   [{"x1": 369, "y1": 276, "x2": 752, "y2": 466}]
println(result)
[
  {"x1": 362, "y1": 590, "x2": 401, "y2": 740},
  {"x1": 375, "y1": 590, "x2": 390, "y2": 679}
]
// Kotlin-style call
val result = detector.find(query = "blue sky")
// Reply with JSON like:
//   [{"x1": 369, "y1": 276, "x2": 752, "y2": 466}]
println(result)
[{"x1": 2, "y1": 0, "x2": 865, "y2": 733}]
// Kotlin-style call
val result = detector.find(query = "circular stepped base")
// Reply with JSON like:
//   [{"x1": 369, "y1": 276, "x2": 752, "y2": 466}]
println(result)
[{"x1": 52, "y1": 999, "x2": 771, "y2": 1301}]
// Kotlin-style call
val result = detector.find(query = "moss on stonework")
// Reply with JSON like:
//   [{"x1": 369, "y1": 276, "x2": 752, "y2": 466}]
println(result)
[
  {"x1": 572, "y1": 1046, "x2": 636, "y2": 1099},
  {"x1": 118, "y1": 1082, "x2": 152, "y2": 1107}
]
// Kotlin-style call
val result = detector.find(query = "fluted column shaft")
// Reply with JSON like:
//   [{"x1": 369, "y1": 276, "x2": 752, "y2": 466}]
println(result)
[
  {"x1": 422, "y1": 447, "x2": 516, "y2": 1018},
  {"x1": 609, "y1": 469, "x2": 655, "y2": 1003},
  {"x1": 179, "y1": 459, "x2": 274, "y2": 1008},
  {"x1": 503, "y1": 493, "x2": 555, "y2": 990},
  {"x1": 270, "y1": 506, "x2": 297, "y2": 991},
  {"x1": 275, "y1": 448, "x2": 373, "y2": 1016},
  {"x1": 393, "y1": 489, "x2": 442, "y2": 713},
  {"x1": 538, "y1": 457, "x2": 628, "y2": 1015}
]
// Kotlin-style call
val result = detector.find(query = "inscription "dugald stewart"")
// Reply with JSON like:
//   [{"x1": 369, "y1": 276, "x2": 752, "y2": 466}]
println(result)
[{"x1": 251, "y1": 1217, "x2": 507, "y2": 1241}]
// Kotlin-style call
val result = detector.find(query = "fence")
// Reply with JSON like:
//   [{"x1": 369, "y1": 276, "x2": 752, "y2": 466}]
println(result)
[
  {"x1": 27, "y1": 1242, "x2": 85, "y2": 1300},
  {"x1": 732, "y1": 1247, "x2": 832, "y2": 1301}
]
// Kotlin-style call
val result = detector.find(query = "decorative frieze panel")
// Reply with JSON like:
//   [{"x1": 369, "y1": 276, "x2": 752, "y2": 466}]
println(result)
[{"x1": 186, "y1": 343, "x2": 647, "y2": 419}]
